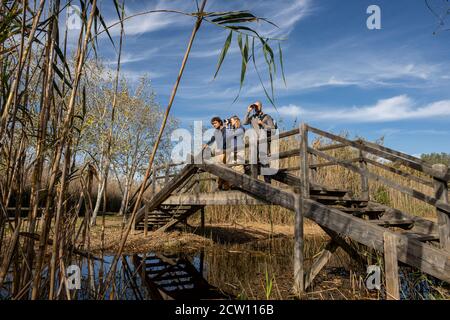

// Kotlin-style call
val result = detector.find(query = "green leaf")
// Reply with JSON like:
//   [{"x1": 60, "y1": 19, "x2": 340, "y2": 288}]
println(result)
[
  {"x1": 213, "y1": 30, "x2": 233, "y2": 79},
  {"x1": 278, "y1": 42, "x2": 286, "y2": 86},
  {"x1": 52, "y1": 62, "x2": 73, "y2": 89},
  {"x1": 89, "y1": 0, "x2": 116, "y2": 50},
  {"x1": 54, "y1": 44, "x2": 73, "y2": 82},
  {"x1": 233, "y1": 34, "x2": 249, "y2": 103},
  {"x1": 252, "y1": 38, "x2": 275, "y2": 108}
]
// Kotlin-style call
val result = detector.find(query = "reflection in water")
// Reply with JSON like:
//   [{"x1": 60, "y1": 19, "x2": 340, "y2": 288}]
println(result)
[
  {"x1": 132, "y1": 252, "x2": 232, "y2": 300},
  {"x1": 0, "y1": 237, "x2": 443, "y2": 300}
]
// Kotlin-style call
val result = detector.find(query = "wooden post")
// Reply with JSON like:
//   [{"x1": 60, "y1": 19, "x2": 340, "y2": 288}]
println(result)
[
  {"x1": 200, "y1": 207, "x2": 205, "y2": 234},
  {"x1": 384, "y1": 232, "x2": 400, "y2": 300},
  {"x1": 300, "y1": 123, "x2": 310, "y2": 197},
  {"x1": 293, "y1": 194, "x2": 304, "y2": 295},
  {"x1": 250, "y1": 164, "x2": 258, "y2": 179},
  {"x1": 194, "y1": 173, "x2": 200, "y2": 193},
  {"x1": 432, "y1": 164, "x2": 449, "y2": 251},
  {"x1": 359, "y1": 150, "x2": 369, "y2": 201},
  {"x1": 310, "y1": 153, "x2": 318, "y2": 184},
  {"x1": 294, "y1": 123, "x2": 309, "y2": 295},
  {"x1": 152, "y1": 167, "x2": 157, "y2": 195},
  {"x1": 165, "y1": 163, "x2": 170, "y2": 186},
  {"x1": 144, "y1": 205, "x2": 148, "y2": 237}
]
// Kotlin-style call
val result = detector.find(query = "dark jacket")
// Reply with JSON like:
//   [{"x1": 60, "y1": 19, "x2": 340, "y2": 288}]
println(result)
[
  {"x1": 206, "y1": 126, "x2": 227, "y2": 152},
  {"x1": 243, "y1": 111, "x2": 276, "y2": 133}
]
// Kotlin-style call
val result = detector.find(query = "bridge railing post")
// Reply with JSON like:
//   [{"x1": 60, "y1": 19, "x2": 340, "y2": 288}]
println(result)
[
  {"x1": 294, "y1": 123, "x2": 309, "y2": 296},
  {"x1": 359, "y1": 150, "x2": 369, "y2": 201},
  {"x1": 432, "y1": 164, "x2": 449, "y2": 251},
  {"x1": 164, "y1": 163, "x2": 170, "y2": 186}
]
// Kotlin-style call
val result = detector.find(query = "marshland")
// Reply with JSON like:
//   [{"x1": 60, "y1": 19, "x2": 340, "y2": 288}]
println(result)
[{"x1": 1, "y1": 0, "x2": 450, "y2": 301}]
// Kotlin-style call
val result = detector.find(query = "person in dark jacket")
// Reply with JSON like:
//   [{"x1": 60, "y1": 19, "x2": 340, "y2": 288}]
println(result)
[
  {"x1": 243, "y1": 101, "x2": 276, "y2": 183},
  {"x1": 203, "y1": 116, "x2": 228, "y2": 190}
]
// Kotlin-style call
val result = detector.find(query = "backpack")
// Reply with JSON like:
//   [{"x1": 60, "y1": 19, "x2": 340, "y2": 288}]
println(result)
[{"x1": 260, "y1": 114, "x2": 278, "y2": 130}]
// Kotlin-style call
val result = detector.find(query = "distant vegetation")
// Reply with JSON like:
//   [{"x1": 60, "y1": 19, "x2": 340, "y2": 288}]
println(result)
[{"x1": 421, "y1": 152, "x2": 450, "y2": 166}]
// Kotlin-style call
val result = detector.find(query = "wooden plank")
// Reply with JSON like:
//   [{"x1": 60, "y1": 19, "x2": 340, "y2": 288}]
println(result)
[
  {"x1": 304, "y1": 239, "x2": 339, "y2": 289},
  {"x1": 359, "y1": 151, "x2": 369, "y2": 201},
  {"x1": 294, "y1": 123, "x2": 308, "y2": 295},
  {"x1": 307, "y1": 125, "x2": 448, "y2": 180},
  {"x1": 309, "y1": 157, "x2": 360, "y2": 169},
  {"x1": 195, "y1": 163, "x2": 295, "y2": 209},
  {"x1": 370, "y1": 202, "x2": 438, "y2": 236},
  {"x1": 162, "y1": 191, "x2": 267, "y2": 206},
  {"x1": 317, "y1": 143, "x2": 347, "y2": 152},
  {"x1": 293, "y1": 194, "x2": 304, "y2": 295},
  {"x1": 300, "y1": 123, "x2": 309, "y2": 199},
  {"x1": 200, "y1": 207, "x2": 205, "y2": 233},
  {"x1": 365, "y1": 158, "x2": 434, "y2": 187},
  {"x1": 370, "y1": 219, "x2": 414, "y2": 227},
  {"x1": 308, "y1": 147, "x2": 450, "y2": 214},
  {"x1": 144, "y1": 205, "x2": 148, "y2": 237},
  {"x1": 433, "y1": 164, "x2": 450, "y2": 251},
  {"x1": 384, "y1": 232, "x2": 400, "y2": 300},
  {"x1": 362, "y1": 140, "x2": 433, "y2": 169}
]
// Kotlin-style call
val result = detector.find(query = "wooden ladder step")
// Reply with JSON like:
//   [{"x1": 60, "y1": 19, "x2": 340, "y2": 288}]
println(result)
[
  {"x1": 370, "y1": 219, "x2": 415, "y2": 227},
  {"x1": 403, "y1": 232, "x2": 439, "y2": 242}
]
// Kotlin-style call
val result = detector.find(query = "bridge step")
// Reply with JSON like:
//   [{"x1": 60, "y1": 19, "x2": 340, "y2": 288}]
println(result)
[
  {"x1": 402, "y1": 232, "x2": 439, "y2": 242},
  {"x1": 369, "y1": 219, "x2": 415, "y2": 228}
]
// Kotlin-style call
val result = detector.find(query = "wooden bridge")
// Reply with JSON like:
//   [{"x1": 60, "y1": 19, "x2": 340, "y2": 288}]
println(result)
[{"x1": 131, "y1": 123, "x2": 450, "y2": 299}]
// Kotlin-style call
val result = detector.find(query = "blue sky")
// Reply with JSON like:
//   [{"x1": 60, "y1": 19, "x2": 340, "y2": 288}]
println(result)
[{"x1": 69, "y1": 0, "x2": 450, "y2": 156}]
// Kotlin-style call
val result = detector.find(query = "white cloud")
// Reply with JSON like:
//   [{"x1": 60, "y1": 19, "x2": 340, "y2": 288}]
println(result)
[
  {"x1": 267, "y1": 95, "x2": 450, "y2": 122},
  {"x1": 106, "y1": 0, "x2": 193, "y2": 37}
]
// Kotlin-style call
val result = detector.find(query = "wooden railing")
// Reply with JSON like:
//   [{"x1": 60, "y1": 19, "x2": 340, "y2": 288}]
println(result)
[
  {"x1": 134, "y1": 124, "x2": 449, "y2": 248},
  {"x1": 303, "y1": 124, "x2": 450, "y2": 250}
]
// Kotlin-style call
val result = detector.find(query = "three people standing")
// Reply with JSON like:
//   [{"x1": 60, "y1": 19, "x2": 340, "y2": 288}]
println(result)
[{"x1": 203, "y1": 100, "x2": 276, "y2": 189}]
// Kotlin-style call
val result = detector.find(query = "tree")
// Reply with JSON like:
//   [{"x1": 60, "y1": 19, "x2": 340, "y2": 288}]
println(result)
[
  {"x1": 79, "y1": 63, "x2": 176, "y2": 225},
  {"x1": 111, "y1": 77, "x2": 176, "y2": 216}
]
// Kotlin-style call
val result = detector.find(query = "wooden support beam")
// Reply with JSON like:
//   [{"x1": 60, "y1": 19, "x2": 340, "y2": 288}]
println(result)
[
  {"x1": 200, "y1": 207, "x2": 205, "y2": 233},
  {"x1": 294, "y1": 123, "x2": 309, "y2": 295},
  {"x1": 162, "y1": 191, "x2": 267, "y2": 206},
  {"x1": 144, "y1": 205, "x2": 148, "y2": 237},
  {"x1": 359, "y1": 151, "x2": 369, "y2": 201},
  {"x1": 151, "y1": 167, "x2": 156, "y2": 195},
  {"x1": 293, "y1": 194, "x2": 304, "y2": 295},
  {"x1": 320, "y1": 226, "x2": 367, "y2": 266},
  {"x1": 304, "y1": 239, "x2": 339, "y2": 289},
  {"x1": 433, "y1": 164, "x2": 450, "y2": 251},
  {"x1": 384, "y1": 232, "x2": 400, "y2": 300},
  {"x1": 195, "y1": 163, "x2": 294, "y2": 209},
  {"x1": 164, "y1": 163, "x2": 171, "y2": 185}
]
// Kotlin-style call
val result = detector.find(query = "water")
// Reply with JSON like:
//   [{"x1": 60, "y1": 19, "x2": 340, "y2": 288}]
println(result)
[{"x1": 1, "y1": 237, "x2": 446, "y2": 299}]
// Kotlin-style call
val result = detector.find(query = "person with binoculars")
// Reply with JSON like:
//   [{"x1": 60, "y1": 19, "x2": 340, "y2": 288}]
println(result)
[
  {"x1": 243, "y1": 101, "x2": 276, "y2": 183},
  {"x1": 202, "y1": 116, "x2": 245, "y2": 190}
]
